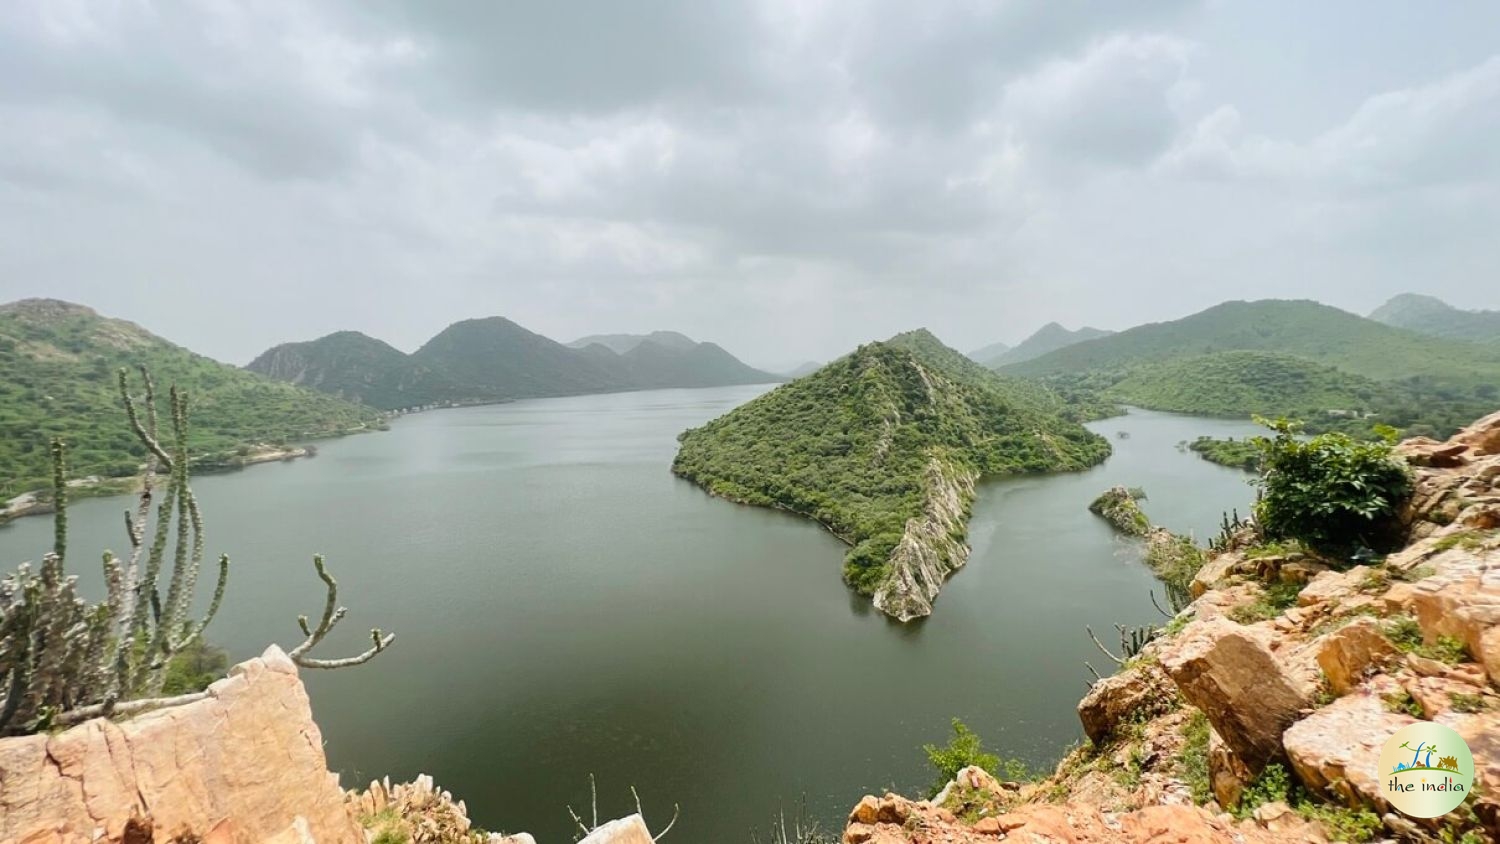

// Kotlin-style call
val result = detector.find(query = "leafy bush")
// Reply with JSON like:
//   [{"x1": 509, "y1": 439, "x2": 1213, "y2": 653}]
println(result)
[
  {"x1": 922, "y1": 718, "x2": 1023, "y2": 798},
  {"x1": 1252, "y1": 418, "x2": 1412, "y2": 554}
]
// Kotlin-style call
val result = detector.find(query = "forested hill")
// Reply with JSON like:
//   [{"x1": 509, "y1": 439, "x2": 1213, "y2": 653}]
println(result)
[
  {"x1": 0, "y1": 299, "x2": 382, "y2": 498},
  {"x1": 672, "y1": 328, "x2": 1109, "y2": 621},
  {"x1": 1004, "y1": 299, "x2": 1500, "y2": 382},
  {"x1": 1002, "y1": 299, "x2": 1500, "y2": 438},
  {"x1": 250, "y1": 321, "x2": 779, "y2": 410},
  {"x1": 1369, "y1": 293, "x2": 1500, "y2": 344},
  {"x1": 247, "y1": 331, "x2": 467, "y2": 410}
]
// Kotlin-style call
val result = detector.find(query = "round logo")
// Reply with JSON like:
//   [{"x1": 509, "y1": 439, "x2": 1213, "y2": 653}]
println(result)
[{"x1": 1380, "y1": 722, "x2": 1474, "y2": 818}]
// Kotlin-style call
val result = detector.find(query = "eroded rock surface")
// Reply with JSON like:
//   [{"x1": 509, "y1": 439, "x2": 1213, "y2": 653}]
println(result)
[{"x1": 0, "y1": 646, "x2": 361, "y2": 844}]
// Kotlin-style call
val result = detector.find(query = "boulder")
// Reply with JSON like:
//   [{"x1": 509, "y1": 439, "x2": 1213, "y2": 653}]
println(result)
[
  {"x1": 1453, "y1": 410, "x2": 1500, "y2": 456},
  {"x1": 1160, "y1": 617, "x2": 1313, "y2": 775},
  {"x1": 1439, "y1": 710, "x2": 1500, "y2": 836},
  {"x1": 1283, "y1": 687, "x2": 1416, "y2": 809},
  {"x1": 1208, "y1": 729, "x2": 1252, "y2": 808},
  {"x1": 1394, "y1": 436, "x2": 1470, "y2": 468},
  {"x1": 1403, "y1": 558, "x2": 1500, "y2": 683},
  {"x1": 1077, "y1": 664, "x2": 1172, "y2": 746},
  {"x1": 579, "y1": 814, "x2": 654, "y2": 844},
  {"x1": 1297, "y1": 566, "x2": 1372, "y2": 608},
  {"x1": 0, "y1": 646, "x2": 361, "y2": 844},
  {"x1": 1315, "y1": 617, "x2": 1399, "y2": 695}
]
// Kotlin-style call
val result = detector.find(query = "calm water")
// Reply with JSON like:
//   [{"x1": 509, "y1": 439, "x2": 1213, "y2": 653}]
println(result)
[{"x1": 0, "y1": 388, "x2": 1263, "y2": 841}]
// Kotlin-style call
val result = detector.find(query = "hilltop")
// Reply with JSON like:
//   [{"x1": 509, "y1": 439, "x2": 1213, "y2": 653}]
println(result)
[
  {"x1": 672, "y1": 328, "x2": 1109, "y2": 620},
  {"x1": 0, "y1": 299, "x2": 382, "y2": 498},
  {"x1": 965, "y1": 340, "x2": 1010, "y2": 367},
  {"x1": 1370, "y1": 293, "x2": 1500, "y2": 344},
  {"x1": 247, "y1": 331, "x2": 465, "y2": 410},
  {"x1": 1003, "y1": 300, "x2": 1500, "y2": 438},
  {"x1": 987, "y1": 323, "x2": 1113, "y2": 367},
  {"x1": 249, "y1": 321, "x2": 779, "y2": 410},
  {"x1": 1004, "y1": 299, "x2": 1500, "y2": 383}
]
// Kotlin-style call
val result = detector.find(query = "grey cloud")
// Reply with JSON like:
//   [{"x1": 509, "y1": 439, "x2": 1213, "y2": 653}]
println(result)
[{"x1": 0, "y1": 1, "x2": 1497, "y2": 367}]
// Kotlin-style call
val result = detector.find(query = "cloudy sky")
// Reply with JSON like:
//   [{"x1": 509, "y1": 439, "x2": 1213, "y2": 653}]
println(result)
[{"x1": 2, "y1": 1, "x2": 1498, "y2": 369}]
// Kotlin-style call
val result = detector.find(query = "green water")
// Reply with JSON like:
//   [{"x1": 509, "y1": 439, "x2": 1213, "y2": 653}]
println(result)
[{"x1": 0, "y1": 387, "x2": 1265, "y2": 840}]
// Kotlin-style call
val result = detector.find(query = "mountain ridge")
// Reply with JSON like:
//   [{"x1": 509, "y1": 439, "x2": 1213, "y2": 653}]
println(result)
[
  {"x1": 249, "y1": 318, "x2": 780, "y2": 410},
  {"x1": 1369, "y1": 293, "x2": 1500, "y2": 343}
]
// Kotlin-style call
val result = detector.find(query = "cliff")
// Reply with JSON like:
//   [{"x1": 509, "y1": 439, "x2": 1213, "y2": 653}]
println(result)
[
  {"x1": 841, "y1": 410, "x2": 1500, "y2": 843},
  {"x1": 0, "y1": 646, "x2": 649, "y2": 844}
]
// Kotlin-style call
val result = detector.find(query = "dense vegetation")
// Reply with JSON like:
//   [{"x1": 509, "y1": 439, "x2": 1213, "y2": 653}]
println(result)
[
  {"x1": 1370, "y1": 293, "x2": 1500, "y2": 344},
  {"x1": 1004, "y1": 301, "x2": 1500, "y2": 441},
  {"x1": 246, "y1": 331, "x2": 468, "y2": 410},
  {"x1": 1187, "y1": 436, "x2": 1260, "y2": 471},
  {"x1": 0, "y1": 300, "x2": 382, "y2": 498},
  {"x1": 252, "y1": 320, "x2": 781, "y2": 411},
  {"x1": 1004, "y1": 299, "x2": 1500, "y2": 383},
  {"x1": 673, "y1": 330, "x2": 1109, "y2": 597},
  {"x1": 1253, "y1": 419, "x2": 1412, "y2": 554}
]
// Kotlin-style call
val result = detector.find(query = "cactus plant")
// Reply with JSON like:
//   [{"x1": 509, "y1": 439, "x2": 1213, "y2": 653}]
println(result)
[{"x1": 0, "y1": 367, "x2": 392, "y2": 735}]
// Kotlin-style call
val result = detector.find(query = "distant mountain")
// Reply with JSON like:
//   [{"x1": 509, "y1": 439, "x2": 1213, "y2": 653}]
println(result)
[
  {"x1": 247, "y1": 331, "x2": 462, "y2": 410},
  {"x1": 673, "y1": 328, "x2": 1108, "y2": 621},
  {"x1": 966, "y1": 341, "x2": 1011, "y2": 367},
  {"x1": 1003, "y1": 300, "x2": 1500, "y2": 382},
  {"x1": 1369, "y1": 293, "x2": 1500, "y2": 343},
  {"x1": 783, "y1": 361, "x2": 823, "y2": 378},
  {"x1": 412, "y1": 317, "x2": 627, "y2": 400},
  {"x1": 990, "y1": 323, "x2": 1113, "y2": 366},
  {"x1": 0, "y1": 299, "x2": 381, "y2": 496},
  {"x1": 566, "y1": 330, "x2": 697, "y2": 354},
  {"x1": 249, "y1": 320, "x2": 779, "y2": 410},
  {"x1": 1006, "y1": 299, "x2": 1500, "y2": 439}
]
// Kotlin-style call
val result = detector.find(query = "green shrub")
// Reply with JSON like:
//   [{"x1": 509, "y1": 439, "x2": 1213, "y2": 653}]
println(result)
[
  {"x1": 1178, "y1": 710, "x2": 1212, "y2": 804},
  {"x1": 1252, "y1": 419, "x2": 1412, "y2": 555},
  {"x1": 922, "y1": 718, "x2": 1022, "y2": 798}
]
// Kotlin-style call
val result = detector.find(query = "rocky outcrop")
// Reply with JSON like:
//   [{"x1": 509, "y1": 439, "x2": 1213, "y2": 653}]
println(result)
[
  {"x1": 1314, "y1": 616, "x2": 1398, "y2": 695},
  {"x1": 578, "y1": 815, "x2": 653, "y2": 844},
  {"x1": 1087, "y1": 485, "x2": 1151, "y2": 536},
  {"x1": 872, "y1": 455, "x2": 977, "y2": 622},
  {"x1": 0, "y1": 645, "x2": 361, "y2": 844},
  {"x1": 844, "y1": 410, "x2": 1500, "y2": 843},
  {"x1": 1159, "y1": 617, "x2": 1313, "y2": 774}
]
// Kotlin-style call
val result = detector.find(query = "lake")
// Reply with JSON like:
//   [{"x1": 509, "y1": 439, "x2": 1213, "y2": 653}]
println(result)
[{"x1": 0, "y1": 387, "x2": 1265, "y2": 841}]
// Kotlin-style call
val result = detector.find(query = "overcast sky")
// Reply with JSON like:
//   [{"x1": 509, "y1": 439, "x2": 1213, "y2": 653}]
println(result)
[{"x1": 2, "y1": 1, "x2": 1498, "y2": 369}]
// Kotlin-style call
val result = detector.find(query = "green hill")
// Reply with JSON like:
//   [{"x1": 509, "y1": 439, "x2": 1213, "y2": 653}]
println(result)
[
  {"x1": 0, "y1": 299, "x2": 383, "y2": 498},
  {"x1": 246, "y1": 331, "x2": 464, "y2": 410},
  {"x1": 1004, "y1": 299, "x2": 1500, "y2": 383},
  {"x1": 250, "y1": 323, "x2": 779, "y2": 409},
  {"x1": 989, "y1": 323, "x2": 1113, "y2": 366},
  {"x1": 672, "y1": 329, "x2": 1109, "y2": 620},
  {"x1": 412, "y1": 316, "x2": 626, "y2": 399},
  {"x1": 1104, "y1": 351, "x2": 1387, "y2": 419},
  {"x1": 1008, "y1": 300, "x2": 1500, "y2": 439},
  {"x1": 1369, "y1": 293, "x2": 1500, "y2": 344}
]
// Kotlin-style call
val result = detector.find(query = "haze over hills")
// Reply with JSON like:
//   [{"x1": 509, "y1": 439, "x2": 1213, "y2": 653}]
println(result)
[
  {"x1": 250, "y1": 319, "x2": 780, "y2": 410},
  {"x1": 1004, "y1": 299, "x2": 1500, "y2": 438},
  {"x1": 0, "y1": 299, "x2": 382, "y2": 496},
  {"x1": 965, "y1": 340, "x2": 1010, "y2": 366},
  {"x1": 1369, "y1": 293, "x2": 1500, "y2": 344},
  {"x1": 987, "y1": 323, "x2": 1113, "y2": 367},
  {"x1": 566, "y1": 331, "x2": 697, "y2": 354},
  {"x1": 673, "y1": 327, "x2": 1109, "y2": 621},
  {"x1": 783, "y1": 361, "x2": 824, "y2": 378}
]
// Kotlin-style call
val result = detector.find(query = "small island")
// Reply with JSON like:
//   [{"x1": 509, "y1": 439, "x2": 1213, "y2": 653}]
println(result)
[{"x1": 672, "y1": 329, "x2": 1110, "y2": 621}]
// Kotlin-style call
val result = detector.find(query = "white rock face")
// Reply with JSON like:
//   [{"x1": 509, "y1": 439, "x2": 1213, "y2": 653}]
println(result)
[{"x1": 873, "y1": 454, "x2": 976, "y2": 622}]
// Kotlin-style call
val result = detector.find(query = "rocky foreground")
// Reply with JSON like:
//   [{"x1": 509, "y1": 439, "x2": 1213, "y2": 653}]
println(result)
[{"x1": 841, "y1": 411, "x2": 1500, "y2": 843}]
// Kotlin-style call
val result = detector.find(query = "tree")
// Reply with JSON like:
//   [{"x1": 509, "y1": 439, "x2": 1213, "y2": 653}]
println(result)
[{"x1": 1251, "y1": 418, "x2": 1412, "y2": 556}]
